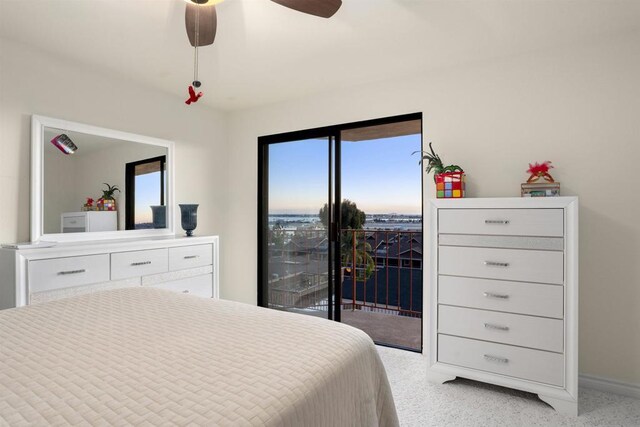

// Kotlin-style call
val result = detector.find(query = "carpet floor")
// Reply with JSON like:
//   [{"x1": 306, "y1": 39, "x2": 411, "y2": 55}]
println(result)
[{"x1": 377, "y1": 346, "x2": 640, "y2": 426}]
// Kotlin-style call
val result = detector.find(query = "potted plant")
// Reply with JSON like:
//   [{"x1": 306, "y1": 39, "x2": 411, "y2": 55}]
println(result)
[
  {"x1": 97, "y1": 183, "x2": 120, "y2": 211},
  {"x1": 82, "y1": 197, "x2": 95, "y2": 211},
  {"x1": 415, "y1": 143, "x2": 465, "y2": 198}
]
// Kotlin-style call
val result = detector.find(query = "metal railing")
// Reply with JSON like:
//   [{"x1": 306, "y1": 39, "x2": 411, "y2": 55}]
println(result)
[
  {"x1": 267, "y1": 228, "x2": 422, "y2": 318},
  {"x1": 341, "y1": 229, "x2": 422, "y2": 318}
]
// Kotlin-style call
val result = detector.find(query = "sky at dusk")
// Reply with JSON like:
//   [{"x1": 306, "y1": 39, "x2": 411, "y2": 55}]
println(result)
[
  {"x1": 135, "y1": 171, "x2": 162, "y2": 224},
  {"x1": 268, "y1": 134, "x2": 422, "y2": 215}
]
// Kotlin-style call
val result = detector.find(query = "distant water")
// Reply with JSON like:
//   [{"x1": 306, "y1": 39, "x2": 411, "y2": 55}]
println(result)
[
  {"x1": 269, "y1": 214, "x2": 422, "y2": 231},
  {"x1": 269, "y1": 214, "x2": 321, "y2": 224}
]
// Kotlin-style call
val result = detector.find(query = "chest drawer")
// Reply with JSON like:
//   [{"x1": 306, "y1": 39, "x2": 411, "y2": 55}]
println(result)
[
  {"x1": 439, "y1": 305, "x2": 564, "y2": 353},
  {"x1": 439, "y1": 276, "x2": 563, "y2": 318},
  {"x1": 438, "y1": 334, "x2": 564, "y2": 387},
  {"x1": 439, "y1": 246, "x2": 564, "y2": 285},
  {"x1": 111, "y1": 248, "x2": 168, "y2": 280},
  {"x1": 149, "y1": 274, "x2": 213, "y2": 298},
  {"x1": 169, "y1": 244, "x2": 213, "y2": 271},
  {"x1": 439, "y1": 209, "x2": 563, "y2": 237},
  {"x1": 62, "y1": 215, "x2": 86, "y2": 229},
  {"x1": 29, "y1": 254, "x2": 110, "y2": 294}
]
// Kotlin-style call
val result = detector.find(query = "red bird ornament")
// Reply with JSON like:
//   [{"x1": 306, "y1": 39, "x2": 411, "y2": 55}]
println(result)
[
  {"x1": 185, "y1": 85, "x2": 203, "y2": 105},
  {"x1": 526, "y1": 161, "x2": 555, "y2": 183}
]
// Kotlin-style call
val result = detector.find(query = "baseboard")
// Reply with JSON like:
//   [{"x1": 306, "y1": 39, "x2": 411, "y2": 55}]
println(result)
[{"x1": 579, "y1": 374, "x2": 640, "y2": 399}]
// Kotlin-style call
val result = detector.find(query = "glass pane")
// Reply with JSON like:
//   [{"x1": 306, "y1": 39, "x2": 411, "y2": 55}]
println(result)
[
  {"x1": 266, "y1": 138, "x2": 330, "y2": 318},
  {"x1": 133, "y1": 160, "x2": 164, "y2": 229},
  {"x1": 340, "y1": 120, "x2": 423, "y2": 350}
]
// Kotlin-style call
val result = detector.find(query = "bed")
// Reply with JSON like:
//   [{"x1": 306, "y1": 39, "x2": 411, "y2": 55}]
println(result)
[{"x1": 0, "y1": 287, "x2": 399, "y2": 426}]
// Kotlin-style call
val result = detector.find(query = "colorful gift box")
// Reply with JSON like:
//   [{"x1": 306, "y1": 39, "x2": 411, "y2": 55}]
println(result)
[{"x1": 436, "y1": 172, "x2": 465, "y2": 199}]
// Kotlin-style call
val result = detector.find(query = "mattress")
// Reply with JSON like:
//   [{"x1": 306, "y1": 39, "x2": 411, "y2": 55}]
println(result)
[{"x1": 0, "y1": 288, "x2": 399, "y2": 426}]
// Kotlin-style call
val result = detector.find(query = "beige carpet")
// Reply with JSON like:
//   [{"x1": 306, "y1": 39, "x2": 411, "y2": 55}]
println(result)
[{"x1": 377, "y1": 346, "x2": 640, "y2": 426}]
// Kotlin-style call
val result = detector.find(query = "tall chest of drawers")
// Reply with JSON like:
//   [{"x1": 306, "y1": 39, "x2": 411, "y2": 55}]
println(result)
[{"x1": 428, "y1": 197, "x2": 578, "y2": 416}]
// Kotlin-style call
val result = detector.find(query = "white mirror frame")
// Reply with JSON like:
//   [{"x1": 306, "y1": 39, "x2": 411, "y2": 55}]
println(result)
[{"x1": 31, "y1": 115, "x2": 175, "y2": 242}]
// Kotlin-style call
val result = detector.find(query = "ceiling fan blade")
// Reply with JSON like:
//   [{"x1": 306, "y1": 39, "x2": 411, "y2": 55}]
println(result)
[
  {"x1": 185, "y1": 3, "x2": 217, "y2": 47},
  {"x1": 270, "y1": 0, "x2": 342, "y2": 19}
]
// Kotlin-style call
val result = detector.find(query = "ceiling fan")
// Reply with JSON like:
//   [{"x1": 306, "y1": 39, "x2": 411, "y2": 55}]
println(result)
[
  {"x1": 182, "y1": 0, "x2": 341, "y2": 105},
  {"x1": 185, "y1": 0, "x2": 343, "y2": 48}
]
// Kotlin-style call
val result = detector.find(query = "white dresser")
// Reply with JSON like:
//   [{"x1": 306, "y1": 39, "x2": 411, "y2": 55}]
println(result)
[
  {"x1": 428, "y1": 197, "x2": 578, "y2": 416},
  {"x1": 0, "y1": 235, "x2": 219, "y2": 309}
]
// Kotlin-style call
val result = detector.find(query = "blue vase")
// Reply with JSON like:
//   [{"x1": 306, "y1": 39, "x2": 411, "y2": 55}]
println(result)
[
  {"x1": 179, "y1": 204, "x2": 199, "y2": 237},
  {"x1": 150, "y1": 205, "x2": 167, "y2": 229}
]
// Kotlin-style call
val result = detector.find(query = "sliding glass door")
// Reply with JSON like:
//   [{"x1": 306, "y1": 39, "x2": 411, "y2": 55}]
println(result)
[
  {"x1": 258, "y1": 136, "x2": 337, "y2": 319},
  {"x1": 258, "y1": 113, "x2": 423, "y2": 351}
]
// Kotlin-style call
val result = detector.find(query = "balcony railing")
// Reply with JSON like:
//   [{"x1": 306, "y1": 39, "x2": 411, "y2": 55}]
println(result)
[
  {"x1": 267, "y1": 228, "x2": 422, "y2": 319},
  {"x1": 341, "y1": 229, "x2": 422, "y2": 318}
]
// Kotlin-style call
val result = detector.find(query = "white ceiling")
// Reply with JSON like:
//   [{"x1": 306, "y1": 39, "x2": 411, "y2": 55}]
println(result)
[{"x1": 2, "y1": 0, "x2": 640, "y2": 111}]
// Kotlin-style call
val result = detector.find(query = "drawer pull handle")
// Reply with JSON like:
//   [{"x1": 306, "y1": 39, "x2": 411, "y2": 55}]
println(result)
[
  {"x1": 484, "y1": 261, "x2": 509, "y2": 267},
  {"x1": 184, "y1": 255, "x2": 200, "y2": 260},
  {"x1": 484, "y1": 354, "x2": 509, "y2": 364},
  {"x1": 484, "y1": 323, "x2": 510, "y2": 331},
  {"x1": 483, "y1": 292, "x2": 509, "y2": 299},
  {"x1": 131, "y1": 261, "x2": 152, "y2": 266},
  {"x1": 485, "y1": 219, "x2": 510, "y2": 225},
  {"x1": 182, "y1": 290, "x2": 190, "y2": 294},
  {"x1": 58, "y1": 269, "x2": 86, "y2": 276}
]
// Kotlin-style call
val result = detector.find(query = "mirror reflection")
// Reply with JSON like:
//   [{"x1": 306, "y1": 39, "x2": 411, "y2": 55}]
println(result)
[{"x1": 43, "y1": 127, "x2": 168, "y2": 234}]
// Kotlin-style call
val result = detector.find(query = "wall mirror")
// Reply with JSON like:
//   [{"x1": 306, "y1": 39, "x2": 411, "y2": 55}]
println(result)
[{"x1": 32, "y1": 115, "x2": 175, "y2": 242}]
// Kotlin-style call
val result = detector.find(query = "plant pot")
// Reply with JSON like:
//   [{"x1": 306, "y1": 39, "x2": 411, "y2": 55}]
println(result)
[
  {"x1": 435, "y1": 172, "x2": 465, "y2": 198},
  {"x1": 98, "y1": 198, "x2": 117, "y2": 211}
]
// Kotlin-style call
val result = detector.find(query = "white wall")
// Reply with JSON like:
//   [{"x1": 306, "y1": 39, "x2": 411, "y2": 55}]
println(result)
[
  {"x1": 0, "y1": 37, "x2": 229, "y2": 243},
  {"x1": 42, "y1": 140, "x2": 79, "y2": 233},
  {"x1": 225, "y1": 32, "x2": 640, "y2": 384}
]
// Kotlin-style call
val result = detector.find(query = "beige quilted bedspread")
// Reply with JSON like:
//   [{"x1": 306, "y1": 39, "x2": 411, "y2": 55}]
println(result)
[{"x1": 0, "y1": 288, "x2": 399, "y2": 426}]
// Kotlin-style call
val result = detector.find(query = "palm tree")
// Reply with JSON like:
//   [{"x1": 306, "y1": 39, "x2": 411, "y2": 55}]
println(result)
[{"x1": 341, "y1": 229, "x2": 375, "y2": 281}]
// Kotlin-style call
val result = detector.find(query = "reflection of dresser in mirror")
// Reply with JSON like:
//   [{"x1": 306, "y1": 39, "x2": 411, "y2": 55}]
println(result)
[{"x1": 61, "y1": 211, "x2": 117, "y2": 233}]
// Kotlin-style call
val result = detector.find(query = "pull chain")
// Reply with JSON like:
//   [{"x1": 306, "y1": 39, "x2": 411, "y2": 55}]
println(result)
[
  {"x1": 193, "y1": 5, "x2": 201, "y2": 87},
  {"x1": 194, "y1": 46, "x2": 199, "y2": 84}
]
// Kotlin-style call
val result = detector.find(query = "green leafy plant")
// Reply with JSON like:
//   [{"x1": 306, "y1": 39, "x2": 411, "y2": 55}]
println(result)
[
  {"x1": 101, "y1": 183, "x2": 121, "y2": 200},
  {"x1": 414, "y1": 142, "x2": 463, "y2": 182},
  {"x1": 342, "y1": 230, "x2": 375, "y2": 281},
  {"x1": 319, "y1": 199, "x2": 366, "y2": 230},
  {"x1": 319, "y1": 200, "x2": 374, "y2": 280}
]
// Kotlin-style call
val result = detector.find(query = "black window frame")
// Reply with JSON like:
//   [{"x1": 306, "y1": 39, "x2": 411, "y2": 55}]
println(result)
[
  {"x1": 257, "y1": 112, "x2": 423, "y2": 320},
  {"x1": 125, "y1": 155, "x2": 166, "y2": 230}
]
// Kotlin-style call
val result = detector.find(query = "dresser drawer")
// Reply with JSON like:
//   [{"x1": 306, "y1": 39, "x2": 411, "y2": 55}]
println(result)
[
  {"x1": 150, "y1": 274, "x2": 212, "y2": 298},
  {"x1": 439, "y1": 276, "x2": 564, "y2": 318},
  {"x1": 439, "y1": 246, "x2": 564, "y2": 285},
  {"x1": 29, "y1": 254, "x2": 110, "y2": 293},
  {"x1": 438, "y1": 334, "x2": 564, "y2": 386},
  {"x1": 439, "y1": 209, "x2": 563, "y2": 237},
  {"x1": 111, "y1": 249, "x2": 168, "y2": 280},
  {"x1": 62, "y1": 215, "x2": 86, "y2": 229},
  {"x1": 439, "y1": 305, "x2": 564, "y2": 352},
  {"x1": 169, "y1": 244, "x2": 213, "y2": 271}
]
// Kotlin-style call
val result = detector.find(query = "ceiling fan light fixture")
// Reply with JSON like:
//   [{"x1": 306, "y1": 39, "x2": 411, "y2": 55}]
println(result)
[
  {"x1": 51, "y1": 134, "x2": 78, "y2": 155},
  {"x1": 185, "y1": 0, "x2": 224, "y2": 5}
]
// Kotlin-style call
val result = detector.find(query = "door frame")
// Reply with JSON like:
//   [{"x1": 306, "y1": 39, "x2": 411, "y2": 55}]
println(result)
[
  {"x1": 125, "y1": 155, "x2": 166, "y2": 230},
  {"x1": 257, "y1": 112, "x2": 423, "y2": 326}
]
